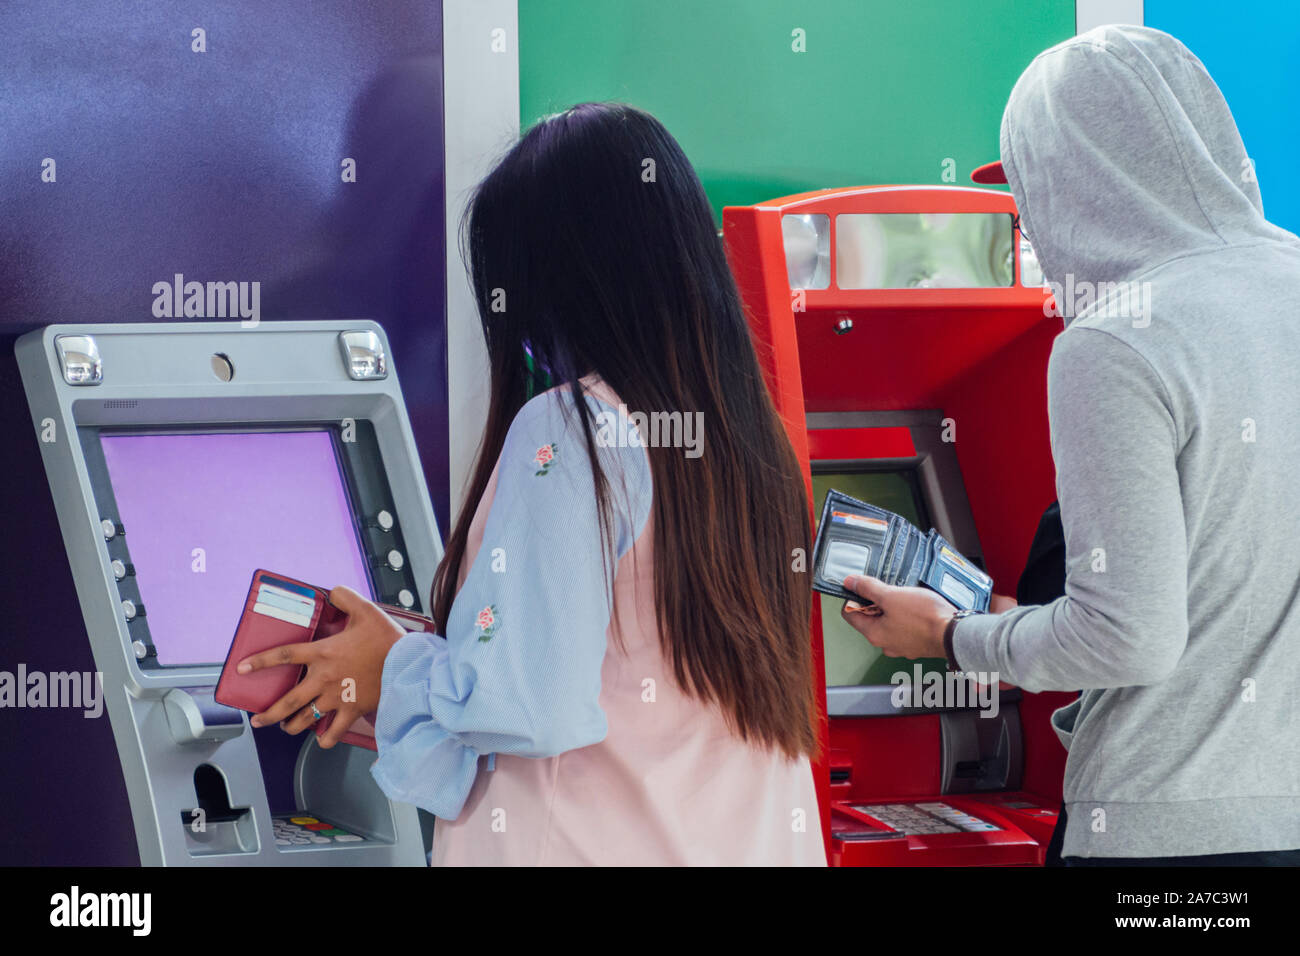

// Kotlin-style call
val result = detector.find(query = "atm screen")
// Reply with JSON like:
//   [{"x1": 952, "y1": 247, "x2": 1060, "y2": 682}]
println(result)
[
  {"x1": 99, "y1": 430, "x2": 373, "y2": 667},
  {"x1": 812, "y1": 468, "x2": 946, "y2": 685}
]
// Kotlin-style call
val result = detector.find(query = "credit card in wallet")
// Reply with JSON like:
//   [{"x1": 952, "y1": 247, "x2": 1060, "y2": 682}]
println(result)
[
  {"x1": 919, "y1": 533, "x2": 993, "y2": 612},
  {"x1": 812, "y1": 490, "x2": 896, "y2": 599},
  {"x1": 811, "y1": 489, "x2": 992, "y2": 611},
  {"x1": 214, "y1": 569, "x2": 441, "y2": 750}
]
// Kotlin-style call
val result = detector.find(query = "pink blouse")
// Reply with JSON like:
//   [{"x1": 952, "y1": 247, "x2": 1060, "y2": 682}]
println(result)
[{"x1": 385, "y1": 381, "x2": 826, "y2": 865}]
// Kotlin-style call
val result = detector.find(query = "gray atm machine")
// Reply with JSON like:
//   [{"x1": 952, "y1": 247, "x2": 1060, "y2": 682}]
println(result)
[{"x1": 16, "y1": 320, "x2": 441, "y2": 866}]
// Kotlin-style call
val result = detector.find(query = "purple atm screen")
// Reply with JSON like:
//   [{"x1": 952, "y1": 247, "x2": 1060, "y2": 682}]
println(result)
[{"x1": 100, "y1": 430, "x2": 373, "y2": 667}]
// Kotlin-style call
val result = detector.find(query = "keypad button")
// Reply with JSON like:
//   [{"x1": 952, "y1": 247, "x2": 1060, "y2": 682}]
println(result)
[{"x1": 846, "y1": 801, "x2": 999, "y2": 835}]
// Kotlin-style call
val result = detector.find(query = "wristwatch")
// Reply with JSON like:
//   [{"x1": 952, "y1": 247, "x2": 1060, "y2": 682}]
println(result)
[{"x1": 943, "y1": 609, "x2": 982, "y2": 671}]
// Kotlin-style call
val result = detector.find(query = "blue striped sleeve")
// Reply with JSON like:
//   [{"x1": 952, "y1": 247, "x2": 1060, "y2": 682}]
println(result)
[{"x1": 370, "y1": 388, "x2": 652, "y2": 819}]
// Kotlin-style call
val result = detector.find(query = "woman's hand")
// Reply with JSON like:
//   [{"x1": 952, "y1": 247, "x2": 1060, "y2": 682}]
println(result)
[{"x1": 237, "y1": 585, "x2": 406, "y2": 748}]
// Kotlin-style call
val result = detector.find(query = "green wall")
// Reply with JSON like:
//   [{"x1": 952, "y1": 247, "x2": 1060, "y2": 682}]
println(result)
[
  {"x1": 518, "y1": 1, "x2": 1076, "y2": 686},
  {"x1": 519, "y1": 0, "x2": 1075, "y2": 218}
]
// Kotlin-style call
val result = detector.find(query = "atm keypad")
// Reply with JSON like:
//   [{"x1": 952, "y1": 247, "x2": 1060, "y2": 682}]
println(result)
[
  {"x1": 851, "y1": 802, "x2": 1001, "y2": 834},
  {"x1": 272, "y1": 814, "x2": 368, "y2": 846}
]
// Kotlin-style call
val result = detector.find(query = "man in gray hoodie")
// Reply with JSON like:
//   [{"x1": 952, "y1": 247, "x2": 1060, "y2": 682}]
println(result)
[{"x1": 841, "y1": 25, "x2": 1300, "y2": 863}]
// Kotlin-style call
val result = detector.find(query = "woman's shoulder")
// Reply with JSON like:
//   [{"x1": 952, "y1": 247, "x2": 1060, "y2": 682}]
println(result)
[
  {"x1": 509, "y1": 377, "x2": 629, "y2": 445},
  {"x1": 505, "y1": 379, "x2": 651, "y2": 539}
]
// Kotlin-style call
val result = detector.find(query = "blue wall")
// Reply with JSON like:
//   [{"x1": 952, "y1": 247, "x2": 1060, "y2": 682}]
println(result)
[{"x1": 1146, "y1": 1, "x2": 1300, "y2": 233}]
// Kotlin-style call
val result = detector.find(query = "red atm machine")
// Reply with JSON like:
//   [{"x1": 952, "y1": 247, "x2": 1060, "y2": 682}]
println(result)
[{"x1": 724, "y1": 185, "x2": 1076, "y2": 866}]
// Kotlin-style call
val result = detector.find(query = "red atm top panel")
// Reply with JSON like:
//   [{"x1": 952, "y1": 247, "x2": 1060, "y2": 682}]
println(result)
[
  {"x1": 723, "y1": 185, "x2": 1056, "y2": 415},
  {"x1": 733, "y1": 184, "x2": 1046, "y2": 310}
]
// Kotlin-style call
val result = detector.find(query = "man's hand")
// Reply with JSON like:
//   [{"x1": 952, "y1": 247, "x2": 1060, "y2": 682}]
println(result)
[
  {"x1": 989, "y1": 592, "x2": 1019, "y2": 613},
  {"x1": 840, "y1": 575, "x2": 953, "y2": 660}
]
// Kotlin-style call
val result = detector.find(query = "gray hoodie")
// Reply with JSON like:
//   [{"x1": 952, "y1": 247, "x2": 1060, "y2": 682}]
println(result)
[{"x1": 951, "y1": 25, "x2": 1300, "y2": 859}]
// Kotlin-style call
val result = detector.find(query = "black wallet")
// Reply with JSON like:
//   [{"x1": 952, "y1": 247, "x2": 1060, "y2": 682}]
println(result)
[{"x1": 811, "y1": 488, "x2": 992, "y2": 612}]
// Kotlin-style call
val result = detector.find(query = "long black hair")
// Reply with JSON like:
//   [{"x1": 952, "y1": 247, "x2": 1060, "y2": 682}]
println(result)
[{"x1": 433, "y1": 103, "x2": 815, "y2": 758}]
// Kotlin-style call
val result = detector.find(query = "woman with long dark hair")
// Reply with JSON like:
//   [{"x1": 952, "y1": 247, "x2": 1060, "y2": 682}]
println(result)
[{"x1": 247, "y1": 102, "x2": 823, "y2": 865}]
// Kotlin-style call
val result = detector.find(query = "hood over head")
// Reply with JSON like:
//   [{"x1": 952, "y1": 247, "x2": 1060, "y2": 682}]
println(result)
[{"x1": 1000, "y1": 24, "x2": 1294, "y2": 289}]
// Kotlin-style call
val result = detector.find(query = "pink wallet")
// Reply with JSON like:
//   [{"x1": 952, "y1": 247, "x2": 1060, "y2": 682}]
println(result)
[{"x1": 214, "y1": 569, "x2": 437, "y2": 751}]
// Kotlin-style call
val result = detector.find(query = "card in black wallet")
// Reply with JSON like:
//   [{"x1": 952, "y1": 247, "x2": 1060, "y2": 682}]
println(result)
[
  {"x1": 811, "y1": 488, "x2": 992, "y2": 612},
  {"x1": 918, "y1": 531, "x2": 993, "y2": 611}
]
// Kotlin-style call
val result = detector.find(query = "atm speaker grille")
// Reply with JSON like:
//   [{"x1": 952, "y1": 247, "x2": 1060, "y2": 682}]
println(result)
[{"x1": 102, "y1": 400, "x2": 139, "y2": 409}]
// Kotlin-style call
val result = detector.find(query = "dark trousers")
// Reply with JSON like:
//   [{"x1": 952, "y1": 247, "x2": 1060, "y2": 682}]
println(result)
[{"x1": 1046, "y1": 800, "x2": 1300, "y2": 866}]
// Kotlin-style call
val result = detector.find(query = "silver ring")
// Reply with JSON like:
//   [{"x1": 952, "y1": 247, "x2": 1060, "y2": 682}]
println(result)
[{"x1": 310, "y1": 701, "x2": 323, "y2": 721}]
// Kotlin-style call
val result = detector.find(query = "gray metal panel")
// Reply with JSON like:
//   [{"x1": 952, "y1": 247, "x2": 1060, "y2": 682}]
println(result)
[
  {"x1": 443, "y1": 0, "x2": 520, "y2": 522},
  {"x1": 1076, "y1": 0, "x2": 1144, "y2": 34},
  {"x1": 16, "y1": 320, "x2": 436, "y2": 866},
  {"x1": 807, "y1": 408, "x2": 984, "y2": 569},
  {"x1": 940, "y1": 706, "x2": 1024, "y2": 794}
]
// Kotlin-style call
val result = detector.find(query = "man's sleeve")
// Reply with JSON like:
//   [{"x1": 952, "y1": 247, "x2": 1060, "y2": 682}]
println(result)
[{"x1": 951, "y1": 327, "x2": 1190, "y2": 691}]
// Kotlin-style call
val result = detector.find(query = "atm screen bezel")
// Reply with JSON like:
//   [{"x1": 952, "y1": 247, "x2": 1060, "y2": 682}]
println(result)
[
  {"x1": 77, "y1": 420, "x2": 407, "y2": 677},
  {"x1": 808, "y1": 410, "x2": 991, "y2": 716}
]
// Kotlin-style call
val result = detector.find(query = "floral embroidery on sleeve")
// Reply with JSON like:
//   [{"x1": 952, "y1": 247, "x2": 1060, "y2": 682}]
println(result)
[
  {"x1": 533, "y1": 443, "x2": 557, "y2": 476},
  {"x1": 475, "y1": 605, "x2": 499, "y2": 642}
]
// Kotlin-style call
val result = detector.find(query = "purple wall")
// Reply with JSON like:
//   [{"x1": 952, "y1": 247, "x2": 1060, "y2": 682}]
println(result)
[{"x1": 0, "y1": 2, "x2": 446, "y2": 864}]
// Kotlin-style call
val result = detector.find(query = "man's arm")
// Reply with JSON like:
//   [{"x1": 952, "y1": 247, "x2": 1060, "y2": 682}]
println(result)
[{"x1": 951, "y1": 327, "x2": 1190, "y2": 691}]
